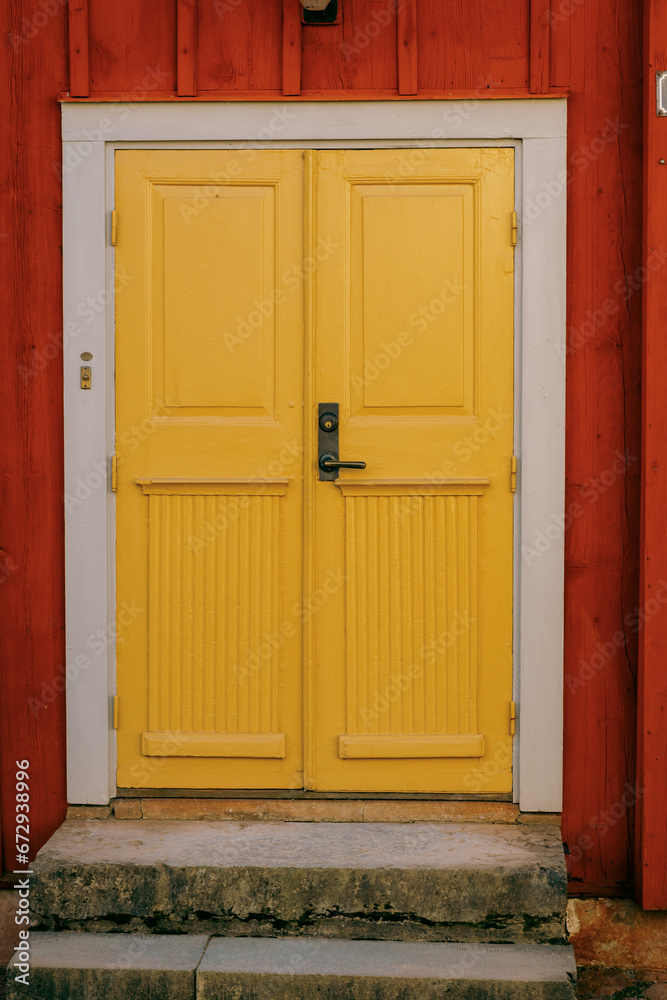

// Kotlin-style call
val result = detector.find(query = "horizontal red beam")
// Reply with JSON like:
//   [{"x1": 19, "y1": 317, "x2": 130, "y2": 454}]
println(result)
[{"x1": 59, "y1": 88, "x2": 570, "y2": 103}]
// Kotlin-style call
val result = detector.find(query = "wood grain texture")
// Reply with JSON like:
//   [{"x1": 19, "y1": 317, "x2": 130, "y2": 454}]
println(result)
[
  {"x1": 68, "y1": 0, "x2": 89, "y2": 97},
  {"x1": 301, "y1": 0, "x2": 398, "y2": 92},
  {"x1": 0, "y1": 0, "x2": 69, "y2": 869},
  {"x1": 197, "y1": 0, "x2": 282, "y2": 92},
  {"x1": 397, "y1": 0, "x2": 418, "y2": 95},
  {"x1": 88, "y1": 0, "x2": 176, "y2": 94},
  {"x1": 282, "y1": 0, "x2": 302, "y2": 96},
  {"x1": 529, "y1": 0, "x2": 550, "y2": 93},
  {"x1": 560, "y1": 0, "x2": 643, "y2": 900},
  {"x1": 417, "y1": 0, "x2": 530, "y2": 91},
  {"x1": 637, "y1": 0, "x2": 667, "y2": 910},
  {"x1": 177, "y1": 0, "x2": 197, "y2": 97}
]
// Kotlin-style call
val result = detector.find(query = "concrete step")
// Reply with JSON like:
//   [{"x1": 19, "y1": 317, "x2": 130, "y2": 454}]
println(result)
[
  {"x1": 5, "y1": 933, "x2": 209, "y2": 1000},
  {"x1": 197, "y1": 937, "x2": 578, "y2": 1000},
  {"x1": 31, "y1": 819, "x2": 568, "y2": 944},
  {"x1": 5, "y1": 933, "x2": 578, "y2": 1000}
]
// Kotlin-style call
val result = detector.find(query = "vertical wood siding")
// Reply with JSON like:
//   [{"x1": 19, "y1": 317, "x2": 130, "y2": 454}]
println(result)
[
  {"x1": 562, "y1": 0, "x2": 643, "y2": 898},
  {"x1": 0, "y1": 0, "x2": 69, "y2": 871},
  {"x1": 0, "y1": 0, "x2": 646, "y2": 901},
  {"x1": 637, "y1": 0, "x2": 667, "y2": 910}
]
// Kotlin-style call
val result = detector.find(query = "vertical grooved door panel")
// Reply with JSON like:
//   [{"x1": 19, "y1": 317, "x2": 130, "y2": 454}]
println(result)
[
  {"x1": 340, "y1": 487, "x2": 484, "y2": 755},
  {"x1": 143, "y1": 487, "x2": 283, "y2": 751}
]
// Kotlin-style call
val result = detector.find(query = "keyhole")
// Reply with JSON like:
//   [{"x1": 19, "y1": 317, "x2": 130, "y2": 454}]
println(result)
[{"x1": 319, "y1": 413, "x2": 338, "y2": 432}]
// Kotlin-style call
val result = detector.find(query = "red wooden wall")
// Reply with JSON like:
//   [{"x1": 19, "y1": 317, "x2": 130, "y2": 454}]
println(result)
[
  {"x1": 637, "y1": 0, "x2": 667, "y2": 911},
  {"x1": 0, "y1": 0, "x2": 647, "y2": 900},
  {"x1": 0, "y1": 1, "x2": 69, "y2": 874}
]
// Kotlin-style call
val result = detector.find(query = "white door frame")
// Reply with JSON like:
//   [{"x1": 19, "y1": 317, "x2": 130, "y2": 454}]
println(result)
[{"x1": 62, "y1": 99, "x2": 567, "y2": 811}]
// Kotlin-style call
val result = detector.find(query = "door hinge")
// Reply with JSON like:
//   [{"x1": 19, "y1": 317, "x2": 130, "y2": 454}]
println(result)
[
  {"x1": 510, "y1": 210, "x2": 518, "y2": 247},
  {"x1": 510, "y1": 455, "x2": 517, "y2": 493},
  {"x1": 510, "y1": 700, "x2": 517, "y2": 736},
  {"x1": 113, "y1": 695, "x2": 119, "y2": 730},
  {"x1": 111, "y1": 455, "x2": 118, "y2": 493},
  {"x1": 110, "y1": 210, "x2": 118, "y2": 246}
]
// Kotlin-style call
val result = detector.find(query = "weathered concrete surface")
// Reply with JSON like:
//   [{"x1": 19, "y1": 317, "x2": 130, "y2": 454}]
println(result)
[
  {"x1": 576, "y1": 966, "x2": 667, "y2": 999},
  {"x1": 7, "y1": 933, "x2": 208, "y2": 1000},
  {"x1": 568, "y1": 899, "x2": 667, "y2": 970},
  {"x1": 5, "y1": 932, "x2": 208, "y2": 1000},
  {"x1": 196, "y1": 937, "x2": 578, "y2": 1000},
  {"x1": 30, "y1": 819, "x2": 567, "y2": 943}
]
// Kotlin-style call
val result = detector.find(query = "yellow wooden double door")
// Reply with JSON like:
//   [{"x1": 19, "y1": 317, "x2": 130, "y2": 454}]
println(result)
[{"x1": 115, "y1": 147, "x2": 515, "y2": 793}]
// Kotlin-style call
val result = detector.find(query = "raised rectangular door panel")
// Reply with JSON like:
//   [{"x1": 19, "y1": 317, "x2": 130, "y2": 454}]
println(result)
[
  {"x1": 114, "y1": 150, "x2": 305, "y2": 790},
  {"x1": 310, "y1": 148, "x2": 515, "y2": 793}
]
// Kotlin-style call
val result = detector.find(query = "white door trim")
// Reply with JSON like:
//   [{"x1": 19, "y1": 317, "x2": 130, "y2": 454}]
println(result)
[{"x1": 62, "y1": 99, "x2": 567, "y2": 811}]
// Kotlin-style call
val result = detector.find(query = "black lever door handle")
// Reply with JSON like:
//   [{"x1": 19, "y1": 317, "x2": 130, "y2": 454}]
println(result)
[
  {"x1": 318, "y1": 402, "x2": 366, "y2": 480},
  {"x1": 319, "y1": 454, "x2": 366, "y2": 472}
]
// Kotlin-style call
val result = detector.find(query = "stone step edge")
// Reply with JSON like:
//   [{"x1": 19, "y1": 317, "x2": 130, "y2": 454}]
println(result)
[
  {"x1": 69, "y1": 799, "x2": 562, "y2": 825},
  {"x1": 7, "y1": 932, "x2": 578, "y2": 985}
]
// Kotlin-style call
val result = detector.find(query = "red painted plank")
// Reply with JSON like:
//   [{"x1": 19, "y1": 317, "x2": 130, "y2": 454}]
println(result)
[
  {"x1": 397, "y1": 0, "x2": 418, "y2": 95},
  {"x1": 88, "y1": 0, "x2": 176, "y2": 95},
  {"x1": 417, "y1": 0, "x2": 529, "y2": 91},
  {"x1": 282, "y1": 0, "x2": 302, "y2": 96},
  {"x1": 198, "y1": 0, "x2": 281, "y2": 92},
  {"x1": 177, "y1": 0, "x2": 197, "y2": 97},
  {"x1": 637, "y1": 0, "x2": 667, "y2": 911},
  {"x1": 0, "y1": 0, "x2": 69, "y2": 869},
  {"x1": 68, "y1": 0, "x2": 90, "y2": 97},
  {"x1": 529, "y1": 0, "x2": 550, "y2": 93},
  {"x1": 302, "y1": 0, "x2": 398, "y2": 92},
  {"x1": 561, "y1": 0, "x2": 643, "y2": 901}
]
